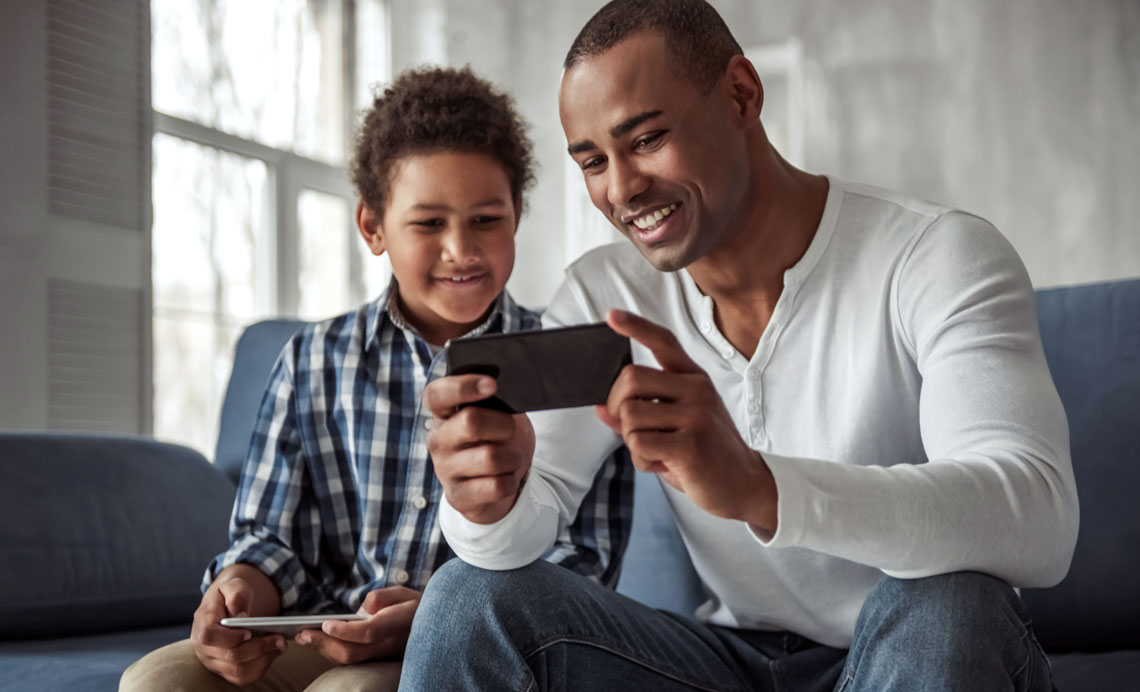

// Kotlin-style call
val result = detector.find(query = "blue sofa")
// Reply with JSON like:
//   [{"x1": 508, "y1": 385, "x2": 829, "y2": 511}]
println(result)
[{"x1": 1, "y1": 279, "x2": 1137, "y2": 691}]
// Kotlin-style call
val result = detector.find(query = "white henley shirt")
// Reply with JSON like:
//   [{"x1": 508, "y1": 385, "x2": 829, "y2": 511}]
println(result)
[{"x1": 439, "y1": 177, "x2": 1079, "y2": 648}]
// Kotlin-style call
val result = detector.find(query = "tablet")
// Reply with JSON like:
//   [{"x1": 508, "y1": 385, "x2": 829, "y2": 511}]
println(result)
[{"x1": 219, "y1": 614, "x2": 368, "y2": 636}]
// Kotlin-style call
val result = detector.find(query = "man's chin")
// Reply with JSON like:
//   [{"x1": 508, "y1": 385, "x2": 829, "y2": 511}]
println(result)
[{"x1": 633, "y1": 241, "x2": 695, "y2": 273}]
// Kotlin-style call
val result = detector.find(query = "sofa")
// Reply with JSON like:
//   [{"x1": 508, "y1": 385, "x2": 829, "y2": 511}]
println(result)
[{"x1": 1, "y1": 279, "x2": 1137, "y2": 691}]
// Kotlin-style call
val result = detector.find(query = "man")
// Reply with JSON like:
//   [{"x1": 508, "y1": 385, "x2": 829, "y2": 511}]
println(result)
[{"x1": 399, "y1": 1, "x2": 1077, "y2": 690}]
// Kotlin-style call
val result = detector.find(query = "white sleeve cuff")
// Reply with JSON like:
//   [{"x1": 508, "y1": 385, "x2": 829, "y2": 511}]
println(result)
[
  {"x1": 438, "y1": 473, "x2": 561, "y2": 570},
  {"x1": 747, "y1": 452, "x2": 808, "y2": 548}
]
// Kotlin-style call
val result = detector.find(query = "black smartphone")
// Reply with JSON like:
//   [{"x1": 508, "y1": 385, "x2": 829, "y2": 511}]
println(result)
[{"x1": 444, "y1": 323, "x2": 632, "y2": 413}]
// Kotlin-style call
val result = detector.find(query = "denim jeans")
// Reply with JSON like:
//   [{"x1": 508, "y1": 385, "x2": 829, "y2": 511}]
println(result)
[{"x1": 399, "y1": 559, "x2": 1054, "y2": 692}]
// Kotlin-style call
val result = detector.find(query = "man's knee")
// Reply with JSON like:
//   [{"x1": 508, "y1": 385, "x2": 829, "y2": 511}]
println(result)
[
  {"x1": 863, "y1": 571, "x2": 1022, "y2": 625},
  {"x1": 413, "y1": 558, "x2": 592, "y2": 654}
]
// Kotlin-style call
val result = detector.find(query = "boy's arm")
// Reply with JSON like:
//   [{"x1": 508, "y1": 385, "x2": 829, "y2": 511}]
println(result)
[
  {"x1": 203, "y1": 343, "x2": 326, "y2": 612},
  {"x1": 540, "y1": 446, "x2": 633, "y2": 587}
]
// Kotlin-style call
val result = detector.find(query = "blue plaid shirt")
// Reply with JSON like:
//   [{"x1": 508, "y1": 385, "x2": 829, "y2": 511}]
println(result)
[{"x1": 205, "y1": 284, "x2": 633, "y2": 613}]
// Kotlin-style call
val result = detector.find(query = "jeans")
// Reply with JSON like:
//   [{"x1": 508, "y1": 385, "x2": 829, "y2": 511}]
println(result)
[{"x1": 399, "y1": 559, "x2": 1054, "y2": 692}]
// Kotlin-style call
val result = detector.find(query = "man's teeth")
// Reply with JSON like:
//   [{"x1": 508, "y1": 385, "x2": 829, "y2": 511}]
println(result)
[{"x1": 632, "y1": 203, "x2": 679, "y2": 230}]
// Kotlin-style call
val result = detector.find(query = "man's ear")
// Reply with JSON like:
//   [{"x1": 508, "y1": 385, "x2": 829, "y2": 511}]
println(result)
[
  {"x1": 356, "y1": 202, "x2": 386, "y2": 256},
  {"x1": 723, "y1": 55, "x2": 763, "y2": 127}
]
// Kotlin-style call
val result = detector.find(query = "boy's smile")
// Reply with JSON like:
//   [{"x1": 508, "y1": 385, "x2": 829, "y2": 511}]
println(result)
[{"x1": 357, "y1": 151, "x2": 518, "y2": 345}]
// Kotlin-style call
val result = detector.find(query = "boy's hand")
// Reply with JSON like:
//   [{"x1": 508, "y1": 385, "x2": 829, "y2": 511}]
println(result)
[
  {"x1": 598, "y1": 310, "x2": 779, "y2": 531},
  {"x1": 191, "y1": 576, "x2": 287, "y2": 686},
  {"x1": 423, "y1": 375, "x2": 535, "y2": 524},
  {"x1": 295, "y1": 587, "x2": 422, "y2": 664}
]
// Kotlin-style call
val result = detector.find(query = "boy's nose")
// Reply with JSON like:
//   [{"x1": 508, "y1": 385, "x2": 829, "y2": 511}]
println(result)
[{"x1": 441, "y1": 227, "x2": 479, "y2": 262}]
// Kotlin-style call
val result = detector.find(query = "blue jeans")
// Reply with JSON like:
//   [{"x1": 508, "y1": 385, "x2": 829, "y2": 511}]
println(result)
[{"x1": 399, "y1": 559, "x2": 1054, "y2": 691}]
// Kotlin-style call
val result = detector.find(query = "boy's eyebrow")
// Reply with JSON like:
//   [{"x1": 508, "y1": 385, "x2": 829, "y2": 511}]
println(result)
[
  {"x1": 409, "y1": 199, "x2": 508, "y2": 212},
  {"x1": 567, "y1": 110, "x2": 665, "y2": 156}
]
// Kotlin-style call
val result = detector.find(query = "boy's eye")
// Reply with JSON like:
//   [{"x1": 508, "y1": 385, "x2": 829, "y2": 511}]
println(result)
[
  {"x1": 634, "y1": 131, "x2": 666, "y2": 150},
  {"x1": 411, "y1": 218, "x2": 444, "y2": 229},
  {"x1": 473, "y1": 215, "x2": 503, "y2": 226}
]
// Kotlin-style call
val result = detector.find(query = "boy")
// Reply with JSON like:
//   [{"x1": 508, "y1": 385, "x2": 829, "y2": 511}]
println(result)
[{"x1": 121, "y1": 66, "x2": 631, "y2": 692}]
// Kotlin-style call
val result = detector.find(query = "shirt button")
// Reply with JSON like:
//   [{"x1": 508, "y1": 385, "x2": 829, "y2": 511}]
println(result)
[
  {"x1": 749, "y1": 402, "x2": 761, "y2": 413},
  {"x1": 721, "y1": 348, "x2": 733, "y2": 360},
  {"x1": 700, "y1": 322, "x2": 711, "y2": 333},
  {"x1": 412, "y1": 495, "x2": 428, "y2": 510},
  {"x1": 393, "y1": 570, "x2": 410, "y2": 585},
  {"x1": 410, "y1": 352, "x2": 422, "y2": 366},
  {"x1": 423, "y1": 418, "x2": 433, "y2": 430}
]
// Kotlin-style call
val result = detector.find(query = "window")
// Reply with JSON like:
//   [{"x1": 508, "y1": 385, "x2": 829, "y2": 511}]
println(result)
[{"x1": 151, "y1": 0, "x2": 391, "y2": 457}]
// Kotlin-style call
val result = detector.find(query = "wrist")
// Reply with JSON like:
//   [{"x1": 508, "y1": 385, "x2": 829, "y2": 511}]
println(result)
[{"x1": 740, "y1": 451, "x2": 778, "y2": 532}]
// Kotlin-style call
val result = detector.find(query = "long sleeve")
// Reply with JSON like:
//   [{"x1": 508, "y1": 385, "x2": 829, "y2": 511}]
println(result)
[
  {"x1": 760, "y1": 212, "x2": 1079, "y2": 587},
  {"x1": 203, "y1": 343, "x2": 329, "y2": 612}
]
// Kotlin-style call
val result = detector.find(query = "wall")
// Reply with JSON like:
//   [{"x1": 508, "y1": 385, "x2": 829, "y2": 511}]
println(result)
[{"x1": 388, "y1": 0, "x2": 1140, "y2": 305}]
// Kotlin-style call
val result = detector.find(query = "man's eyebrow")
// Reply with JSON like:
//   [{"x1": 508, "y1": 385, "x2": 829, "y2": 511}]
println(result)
[
  {"x1": 610, "y1": 110, "x2": 664, "y2": 138},
  {"x1": 566, "y1": 110, "x2": 666, "y2": 156},
  {"x1": 567, "y1": 139, "x2": 597, "y2": 156}
]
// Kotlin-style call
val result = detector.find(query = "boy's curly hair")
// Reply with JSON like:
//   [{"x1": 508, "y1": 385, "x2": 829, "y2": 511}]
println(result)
[{"x1": 351, "y1": 66, "x2": 536, "y2": 217}]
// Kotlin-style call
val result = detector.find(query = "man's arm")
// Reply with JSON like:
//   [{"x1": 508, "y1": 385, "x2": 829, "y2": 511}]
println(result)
[
  {"x1": 430, "y1": 278, "x2": 626, "y2": 570},
  {"x1": 757, "y1": 213, "x2": 1078, "y2": 586}
]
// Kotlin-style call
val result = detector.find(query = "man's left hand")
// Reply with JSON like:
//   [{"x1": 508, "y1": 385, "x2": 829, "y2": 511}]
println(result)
[
  {"x1": 295, "y1": 586, "x2": 421, "y2": 665},
  {"x1": 598, "y1": 309, "x2": 778, "y2": 532}
]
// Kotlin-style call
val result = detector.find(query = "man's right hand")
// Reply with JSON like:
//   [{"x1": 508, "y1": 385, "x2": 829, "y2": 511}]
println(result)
[
  {"x1": 191, "y1": 573, "x2": 286, "y2": 686},
  {"x1": 424, "y1": 374, "x2": 535, "y2": 524}
]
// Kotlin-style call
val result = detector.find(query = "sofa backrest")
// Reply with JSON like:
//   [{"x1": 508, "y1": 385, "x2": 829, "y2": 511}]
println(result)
[
  {"x1": 214, "y1": 319, "x2": 306, "y2": 483},
  {"x1": 1021, "y1": 278, "x2": 1140, "y2": 652},
  {"x1": 616, "y1": 278, "x2": 1140, "y2": 652}
]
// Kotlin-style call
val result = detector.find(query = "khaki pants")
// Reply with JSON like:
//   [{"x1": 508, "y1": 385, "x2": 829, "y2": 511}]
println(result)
[{"x1": 119, "y1": 638, "x2": 402, "y2": 692}]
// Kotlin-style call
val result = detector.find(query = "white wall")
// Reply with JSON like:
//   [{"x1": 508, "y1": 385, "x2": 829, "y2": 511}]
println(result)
[{"x1": 387, "y1": 0, "x2": 1140, "y2": 305}]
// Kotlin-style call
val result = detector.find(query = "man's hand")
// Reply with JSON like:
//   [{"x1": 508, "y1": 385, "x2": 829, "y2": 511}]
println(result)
[
  {"x1": 191, "y1": 575, "x2": 286, "y2": 686},
  {"x1": 423, "y1": 375, "x2": 535, "y2": 524},
  {"x1": 598, "y1": 309, "x2": 778, "y2": 531},
  {"x1": 295, "y1": 587, "x2": 422, "y2": 664}
]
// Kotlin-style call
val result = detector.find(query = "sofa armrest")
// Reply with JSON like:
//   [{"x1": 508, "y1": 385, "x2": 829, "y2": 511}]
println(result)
[{"x1": 0, "y1": 433, "x2": 235, "y2": 639}]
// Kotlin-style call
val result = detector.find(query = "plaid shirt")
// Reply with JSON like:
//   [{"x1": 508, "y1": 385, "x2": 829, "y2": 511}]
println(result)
[{"x1": 205, "y1": 284, "x2": 633, "y2": 613}]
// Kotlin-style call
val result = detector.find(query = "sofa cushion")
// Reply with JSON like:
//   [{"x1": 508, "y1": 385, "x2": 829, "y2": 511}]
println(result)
[
  {"x1": 1049, "y1": 650, "x2": 1140, "y2": 692},
  {"x1": 0, "y1": 623, "x2": 188, "y2": 692},
  {"x1": 1021, "y1": 278, "x2": 1140, "y2": 652},
  {"x1": 214, "y1": 319, "x2": 305, "y2": 483},
  {"x1": 0, "y1": 434, "x2": 234, "y2": 638}
]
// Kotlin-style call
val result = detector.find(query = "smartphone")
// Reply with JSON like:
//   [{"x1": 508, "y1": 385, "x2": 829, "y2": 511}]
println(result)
[
  {"x1": 220, "y1": 614, "x2": 368, "y2": 636},
  {"x1": 445, "y1": 322, "x2": 632, "y2": 413}
]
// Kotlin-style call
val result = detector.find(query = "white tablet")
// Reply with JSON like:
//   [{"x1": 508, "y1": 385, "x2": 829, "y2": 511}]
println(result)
[{"x1": 220, "y1": 614, "x2": 368, "y2": 636}]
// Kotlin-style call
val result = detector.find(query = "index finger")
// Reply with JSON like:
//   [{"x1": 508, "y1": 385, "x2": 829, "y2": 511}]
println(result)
[
  {"x1": 422, "y1": 374, "x2": 496, "y2": 418},
  {"x1": 606, "y1": 309, "x2": 702, "y2": 374}
]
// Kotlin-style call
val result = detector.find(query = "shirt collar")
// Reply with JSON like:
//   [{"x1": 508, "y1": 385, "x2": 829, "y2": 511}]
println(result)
[{"x1": 364, "y1": 276, "x2": 519, "y2": 350}]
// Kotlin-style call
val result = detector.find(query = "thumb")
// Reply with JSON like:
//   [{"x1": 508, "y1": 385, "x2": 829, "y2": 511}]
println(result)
[
  {"x1": 359, "y1": 586, "x2": 419, "y2": 615},
  {"x1": 219, "y1": 578, "x2": 253, "y2": 618}
]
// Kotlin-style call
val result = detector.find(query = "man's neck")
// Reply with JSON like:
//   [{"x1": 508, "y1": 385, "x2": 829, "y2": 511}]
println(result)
[{"x1": 686, "y1": 153, "x2": 829, "y2": 359}]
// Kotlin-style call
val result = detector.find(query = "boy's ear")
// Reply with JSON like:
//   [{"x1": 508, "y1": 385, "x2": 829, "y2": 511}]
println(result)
[{"x1": 356, "y1": 202, "x2": 386, "y2": 256}]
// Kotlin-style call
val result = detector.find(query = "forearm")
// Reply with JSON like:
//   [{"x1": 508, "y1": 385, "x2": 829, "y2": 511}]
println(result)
[
  {"x1": 760, "y1": 440, "x2": 1079, "y2": 587},
  {"x1": 208, "y1": 563, "x2": 282, "y2": 616}
]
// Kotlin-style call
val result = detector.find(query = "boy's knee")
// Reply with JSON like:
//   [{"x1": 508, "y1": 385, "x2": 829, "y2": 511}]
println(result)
[{"x1": 119, "y1": 639, "x2": 223, "y2": 692}]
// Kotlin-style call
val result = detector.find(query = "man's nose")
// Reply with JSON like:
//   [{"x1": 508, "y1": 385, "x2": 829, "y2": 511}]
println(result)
[{"x1": 606, "y1": 157, "x2": 650, "y2": 209}]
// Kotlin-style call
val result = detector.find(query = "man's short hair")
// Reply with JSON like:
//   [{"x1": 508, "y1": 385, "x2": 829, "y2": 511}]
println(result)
[
  {"x1": 352, "y1": 66, "x2": 536, "y2": 216},
  {"x1": 564, "y1": 0, "x2": 743, "y2": 92}
]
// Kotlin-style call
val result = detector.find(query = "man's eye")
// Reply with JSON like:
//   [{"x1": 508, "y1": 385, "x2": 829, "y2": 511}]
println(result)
[
  {"x1": 634, "y1": 131, "x2": 665, "y2": 149},
  {"x1": 580, "y1": 156, "x2": 605, "y2": 171},
  {"x1": 411, "y1": 219, "x2": 444, "y2": 228}
]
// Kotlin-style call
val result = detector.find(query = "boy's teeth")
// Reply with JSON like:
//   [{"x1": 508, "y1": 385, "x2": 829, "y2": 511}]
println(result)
[{"x1": 633, "y1": 203, "x2": 678, "y2": 230}]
